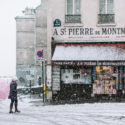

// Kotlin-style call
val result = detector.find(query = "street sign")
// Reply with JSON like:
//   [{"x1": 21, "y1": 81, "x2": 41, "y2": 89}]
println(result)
[
  {"x1": 37, "y1": 51, "x2": 43, "y2": 58},
  {"x1": 54, "y1": 19, "x2": 61, "y2": 27}
]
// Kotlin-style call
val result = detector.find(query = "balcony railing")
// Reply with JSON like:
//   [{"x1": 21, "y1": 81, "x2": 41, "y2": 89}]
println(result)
[
  {"x1": 65, "y1": 15, "x2": 81, "y2": 23},
  {"x1": 98, "y1": 14, "x2": 115, "y2": 24}
]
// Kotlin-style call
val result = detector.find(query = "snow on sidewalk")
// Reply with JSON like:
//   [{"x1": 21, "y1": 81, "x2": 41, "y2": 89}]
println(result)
[{"x1": 0, "y1": 96, "x2": 125, "y2": 125}]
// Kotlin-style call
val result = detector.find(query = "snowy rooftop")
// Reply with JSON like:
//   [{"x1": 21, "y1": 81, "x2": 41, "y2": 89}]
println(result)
[
  {"x1": 15, "y1": 15, "x2": 35, "y2": 19},
  {"x1": 52, "y1": 45, "x2": 125, "y2": 61}
]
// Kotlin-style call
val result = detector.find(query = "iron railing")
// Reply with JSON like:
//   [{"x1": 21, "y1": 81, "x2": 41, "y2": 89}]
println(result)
[
  {"x1": 98, "y1": 14, "x2": 115, "y2": 24},
  {"x1": 65, "y1": 15, "x2": 81, "y2": 23}
]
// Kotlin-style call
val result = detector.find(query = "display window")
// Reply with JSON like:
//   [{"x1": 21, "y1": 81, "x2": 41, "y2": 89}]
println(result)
[
  {"x1": 118, "y1": 66, "x2": 125, "y2": 90},
  {"x1": 61, "y1": 66, "x2": 92, "y2": 84},
  {"x1": 122, "y1": 67, "x2": 125, "y2": 90},
  {"x1": 93, "y1": 66, "x2": 117, "y2": 94},
  {"x1": 59, "y1": 65, "x2": 125, "y2": 95}
]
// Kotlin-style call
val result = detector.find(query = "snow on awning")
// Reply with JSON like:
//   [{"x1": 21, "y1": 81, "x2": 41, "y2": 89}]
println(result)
[{"x1": 52, "y1": 44, "x2": 125, "y2": 61}]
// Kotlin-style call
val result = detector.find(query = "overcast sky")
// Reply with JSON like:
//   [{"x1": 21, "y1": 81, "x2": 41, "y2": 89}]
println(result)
[{"x1": 0, "y1": 0, "x2": 41, "y2": 76}]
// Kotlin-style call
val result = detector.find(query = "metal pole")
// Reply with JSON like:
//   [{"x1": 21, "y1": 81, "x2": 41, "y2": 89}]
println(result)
[
  {"x1": 42, "y1": 61, "x2": 44, "y2": 102},
  {"x1": 30, "y1": 80, "x2": 31, "y2": 98},
  {"x1": 44, "y1": 60, "x2": 46, "y2": 102},
  {"x1": 43, "y1": 59, "x2": 46, "y2": 103},
  {"x1": 29, "y1": 66, "x2": 31, "y2": 98},
  {"x1": 43, "y1": 59, "x2": 45, "y2": 103}
]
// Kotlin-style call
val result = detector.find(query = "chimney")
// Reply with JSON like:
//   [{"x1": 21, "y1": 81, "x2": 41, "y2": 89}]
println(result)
[{"x1": 22, "y1": 7, "x2": 35, "y2": 15}]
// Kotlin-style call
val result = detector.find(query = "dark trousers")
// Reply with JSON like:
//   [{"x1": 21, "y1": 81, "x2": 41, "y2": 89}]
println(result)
[{"x1": 11, "y1": 99, "x2": 18, "y2": 105}]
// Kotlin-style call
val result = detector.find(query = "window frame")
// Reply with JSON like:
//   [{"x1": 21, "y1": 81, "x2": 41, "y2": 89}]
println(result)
[
  {"x1": 65, "y1": 0, "x2": 81, "y2": 23},
  {"x1": 99, "y1": 0, "x2": 114, "y2": 14},
  {"x1": 98, "y1": 0, "x2": 115, "y2": 24},
  {"x1": 66, "y1": 0, "x2": 81, "y2": 15}
]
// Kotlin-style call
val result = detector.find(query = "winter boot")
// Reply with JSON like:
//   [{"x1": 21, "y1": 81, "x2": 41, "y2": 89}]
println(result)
[
  {"x1": 9, "y1": 103, "x2": 13, "y2": 113},
  {"x1": 15, "y1": 103, "x2": 20, "y2": 113}
]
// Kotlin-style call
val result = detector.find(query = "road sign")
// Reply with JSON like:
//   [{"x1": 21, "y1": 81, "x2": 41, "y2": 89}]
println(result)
[
  {"x1": 54, "y1": 19, "x2": 61, "y2": 27},
  {"x1": 37, "y1": 51, "x2": 43, "y2": 58}
]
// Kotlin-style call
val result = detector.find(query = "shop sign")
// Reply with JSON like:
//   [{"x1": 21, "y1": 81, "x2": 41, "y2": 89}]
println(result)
[
  {"x1": 53, "y1": 61, "x2": 125, "y2": 66},
  {"x1": 53, "y1": 19, "x2": 61, "y2": 27},
  {"x1": 53, "y1": 27, "x2": 125, "y2": 36}
]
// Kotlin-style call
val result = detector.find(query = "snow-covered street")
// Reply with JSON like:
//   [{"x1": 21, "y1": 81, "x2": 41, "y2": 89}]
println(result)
[{"x1": 1, "y1": 96, "x2": 125, "y2": 125}]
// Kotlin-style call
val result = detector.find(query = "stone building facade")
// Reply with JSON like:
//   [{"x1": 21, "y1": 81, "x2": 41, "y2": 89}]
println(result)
[
  {"x1": 15, "y1": 1, "x2": 47, "y2": 87},
  {"x1": 16, "y1": 0, "x2": 125, "y2": 101},
  {"x1": 47, "y1": 0, "x2": 125, "y2": 101}
]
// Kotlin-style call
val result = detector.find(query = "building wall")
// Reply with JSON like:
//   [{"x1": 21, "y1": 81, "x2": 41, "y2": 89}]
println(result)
[
  {"x1": 16, "y1": 9, "x2": 36, "y2": 86},
  {"x1": 16, "y1": 19, "x2": 35, "y2": 31},
  {"x1": 35, "y1": 3, "x2": 48, "y2": 88},
  {"x1": 47, "y1": 0, "x2": 125, "y2": 42},
  {"x1": 35, "y1": 3, "x2": 47, "y2": 64},
  {"x1": 16, "y1": 17, "x2": 35, "y2": 65},
  {"x1": 15, "y1": 0, "x2": 125, "y2": 99},
  {"x1": 46, "y1": 0, "x2": 125, "y2": 99},
  {"x1": 16, "y1": 4, "x2": 48, "y2": 86},
  {"x1": 17, "y1": 32, "x2": 35, "y2": 49}
]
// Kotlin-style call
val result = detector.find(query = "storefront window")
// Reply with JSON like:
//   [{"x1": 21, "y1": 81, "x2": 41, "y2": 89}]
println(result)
[
  {"x1": 60, "y1": 65, "x2": 125, "y2": 95},
  {"x1": 93, "y1": 66, "x2": 117, "y2": 94},
  {"x1": 61, "y1": 66, "x2": 91, "y2": 84},
  {"x1": 122, "y1": 67, "x2": 125, "y2": 90},
  {"x1": 73, "y1": 74, "x2": 80, "y2": 79}
]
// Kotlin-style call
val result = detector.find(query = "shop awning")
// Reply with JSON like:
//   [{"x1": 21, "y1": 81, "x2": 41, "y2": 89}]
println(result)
[{"x1": 52, "y1": 44, "x2": 125, "y2": 61}]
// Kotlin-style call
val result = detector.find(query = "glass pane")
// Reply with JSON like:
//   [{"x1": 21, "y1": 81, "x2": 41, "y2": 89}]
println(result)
[
  {"x1": 74, "y1": 0, "x2": 81, "y2": 15},
  {"x1": 107, "y1": 0, "x2": 114, "y2": 14},
  {"x1": 99, "y1": 0, "x2": 106, "y2": 14},
  {"x1": 67, "y1": 0, "x2": 73, "y2": 14}
]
